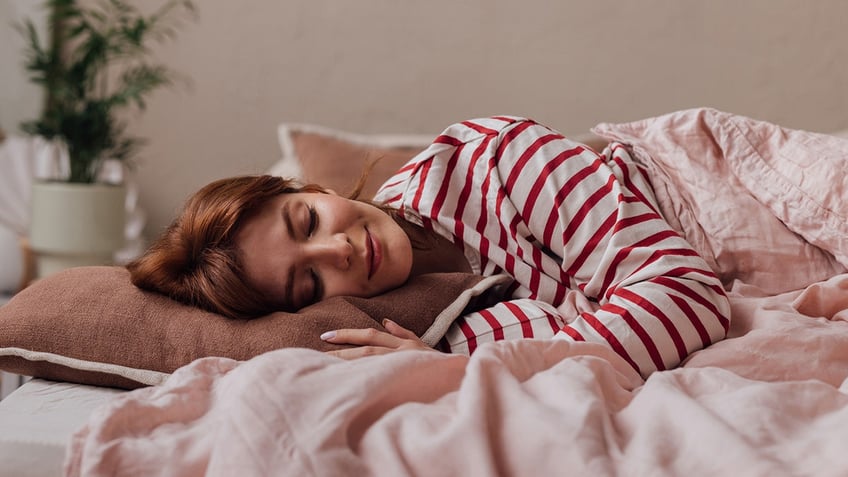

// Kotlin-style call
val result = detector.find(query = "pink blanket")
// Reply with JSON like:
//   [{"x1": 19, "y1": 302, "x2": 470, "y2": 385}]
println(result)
[
  {"x1": 65, "y1": 110, "x2": 848, "y2": 476},
  {"x1": 65, "y1": 276, "x2": 848, "y2": 476}
]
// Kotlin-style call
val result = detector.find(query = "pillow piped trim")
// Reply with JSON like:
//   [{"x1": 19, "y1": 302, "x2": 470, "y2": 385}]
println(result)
[
  {"x1": 0, "y1": 347, "x2": 169, "y2": 387},
  {"x1": 421, "y1": 274, "x2": 511, "y2": 346}
]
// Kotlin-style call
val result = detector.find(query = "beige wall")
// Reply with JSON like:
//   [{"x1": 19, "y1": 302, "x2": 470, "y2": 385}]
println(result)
[
  {"x1": 0, "y1": 0, "x2": 44, "y2": 133},
  {"x1": 4, "y1": 1, "x2": 848, "y2": 239}
]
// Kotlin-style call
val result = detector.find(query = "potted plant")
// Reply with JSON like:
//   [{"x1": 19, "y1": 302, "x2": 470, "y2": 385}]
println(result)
[{"x1": 19, "y1": 0, "x2": 196, "y2": 277}]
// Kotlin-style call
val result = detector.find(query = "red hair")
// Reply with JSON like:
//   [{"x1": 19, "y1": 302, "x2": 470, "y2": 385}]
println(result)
[{"x1": 127, "y1": 175, "x2": 328, "y2": 319}]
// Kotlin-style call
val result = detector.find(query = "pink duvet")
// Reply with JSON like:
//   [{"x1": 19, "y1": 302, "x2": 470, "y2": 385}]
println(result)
[
  {"x1": 65, "y1": 277, "x2": 848, "y2": 476},
  {"x1": 65, "y1": 110, "x2": 848, "y2": 476}
]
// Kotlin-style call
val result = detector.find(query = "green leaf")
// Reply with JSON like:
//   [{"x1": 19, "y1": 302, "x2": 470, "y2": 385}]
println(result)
[{"x1": 17, "y1": 0, "x2": 196, "y2": 182}]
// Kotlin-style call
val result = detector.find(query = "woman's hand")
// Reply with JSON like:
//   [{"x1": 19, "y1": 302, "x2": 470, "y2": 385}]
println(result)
[{"x1": 321, "y1": 319, "x2": 438, "y2": 359}]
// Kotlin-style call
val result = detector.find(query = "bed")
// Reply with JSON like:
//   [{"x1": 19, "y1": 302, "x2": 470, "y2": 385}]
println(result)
[
  {"x1": 0, "y1": 379, "x2": 120, "y2": 477},
  {"x1": 1, "y1": 108, "x2": 847, "y2": 476}
]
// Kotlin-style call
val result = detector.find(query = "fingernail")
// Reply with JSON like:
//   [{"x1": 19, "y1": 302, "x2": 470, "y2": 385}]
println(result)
[
  {"x1": 320, "y1": 331, "x2": 336, "y2": 341},
  {"x1": 382, "y1": 319, "x2": 393, "y2": 327}
]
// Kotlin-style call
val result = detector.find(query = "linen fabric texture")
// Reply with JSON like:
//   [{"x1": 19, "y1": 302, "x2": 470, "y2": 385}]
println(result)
[
  {"x1": 0, "y1": 266, "x2": 504, "y2": 389},
  {"x1": 592, "y1": 108, "x2": 847, "y2": 293},
  {"x1": 270, "y1": 123, "x2": 434, "y2": 199}
]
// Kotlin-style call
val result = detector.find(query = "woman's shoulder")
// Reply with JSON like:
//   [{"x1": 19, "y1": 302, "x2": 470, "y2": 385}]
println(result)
[
  {"x1": 373, "y1": 116, "x2": 544, "y2": 203},
  {"x1": 434, "y1": 116, "x2": 533, "y2": 145}
]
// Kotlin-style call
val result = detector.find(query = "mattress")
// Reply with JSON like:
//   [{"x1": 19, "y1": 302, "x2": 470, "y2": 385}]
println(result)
[{"x1": 0, "y1": 378, "x2": 123, "y2": 477}]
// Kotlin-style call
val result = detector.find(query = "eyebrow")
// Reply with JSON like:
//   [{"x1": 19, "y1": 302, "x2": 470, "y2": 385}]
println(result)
[{"x1": 282, "y1": 201, "x2": 296, "y2": 240}]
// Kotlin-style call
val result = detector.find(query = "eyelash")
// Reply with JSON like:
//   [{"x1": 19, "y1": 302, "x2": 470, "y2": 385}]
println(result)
[
  {"x1": 307, "y1": 206, "x2": 318, "y2": 237},
  {"x1": 309, "y1": 269, "x2": 322, "y2": 303},
  {"x1": 306, "y1": 205, "x2": 321, "y2": 303}
]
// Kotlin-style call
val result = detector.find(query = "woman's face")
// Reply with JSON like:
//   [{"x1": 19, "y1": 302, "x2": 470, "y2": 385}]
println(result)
[{"x1": 235, "y1": 192, "x2": 413, "y2": 310}]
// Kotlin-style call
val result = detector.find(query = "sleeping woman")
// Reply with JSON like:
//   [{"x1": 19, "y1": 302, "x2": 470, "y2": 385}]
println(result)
[{"x1": 127, "y1": 116, "x2": 730, "y2": 377}]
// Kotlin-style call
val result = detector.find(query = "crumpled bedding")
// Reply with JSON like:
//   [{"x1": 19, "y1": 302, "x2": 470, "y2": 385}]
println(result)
[
  {"x1": 592, "y1": 108, "x2": 848, "y2": 293},
  {"x1": 65, "y1": 110, "x2": 848, "y2": 476},
  {"x1": 65, "y1": 275, "x2": 848, "y2": 476}
]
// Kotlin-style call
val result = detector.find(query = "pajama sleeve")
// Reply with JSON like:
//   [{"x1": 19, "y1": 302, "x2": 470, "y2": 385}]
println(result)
[{"x1": 440, "y1": 120, "x2": 730, "y2": 377}]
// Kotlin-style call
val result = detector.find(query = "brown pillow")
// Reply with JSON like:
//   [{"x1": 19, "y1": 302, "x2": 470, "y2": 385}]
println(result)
[
  {"x1": 0, "y1": 266, "x2": 506, "y2": 389},
  {"x1": 270, "y1": 124, "x2": 435, "y2": 199}
]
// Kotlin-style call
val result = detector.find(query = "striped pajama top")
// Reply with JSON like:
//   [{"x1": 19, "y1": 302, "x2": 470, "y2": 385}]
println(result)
[{"x1": 374, "y1": 116, "x2": 730, "y2": 377}]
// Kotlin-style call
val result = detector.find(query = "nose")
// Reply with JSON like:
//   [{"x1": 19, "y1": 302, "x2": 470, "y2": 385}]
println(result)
[{"x1": 306, "y1": 233, "x2": 352, "y2": 269}]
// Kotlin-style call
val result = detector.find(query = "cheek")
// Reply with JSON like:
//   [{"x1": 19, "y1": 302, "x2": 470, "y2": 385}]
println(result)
[
  {"x1": 389, "y1": 231, "x2": 413, "y2": 281},
  {"x1": 336, "y1": 195, "x2": 362, "y2": 213},
  {"x1": 322, "y1": 274, "x2": 349, "y2": 298}
]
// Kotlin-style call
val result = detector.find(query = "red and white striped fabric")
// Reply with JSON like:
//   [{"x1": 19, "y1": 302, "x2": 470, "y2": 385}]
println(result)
[{"x1": 374, "y1": 117, "x2": 730, "y2": 377}]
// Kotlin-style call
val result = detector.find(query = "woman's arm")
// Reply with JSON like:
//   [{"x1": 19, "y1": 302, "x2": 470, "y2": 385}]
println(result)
[
  {"x1": 327, "y1": 117, "x2": 730, "y2": 376},
  {"x1": 443, "y1": 120, "x2": 730, "y2": 377}
]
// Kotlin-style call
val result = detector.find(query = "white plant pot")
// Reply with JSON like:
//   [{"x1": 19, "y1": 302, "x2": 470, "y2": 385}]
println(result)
[
  {"x1": 29, "y1": 181, "x2": 126, "y2": 278},
  {"x1": 0, "y1": 226, "x2": 31, "y2": 293}
]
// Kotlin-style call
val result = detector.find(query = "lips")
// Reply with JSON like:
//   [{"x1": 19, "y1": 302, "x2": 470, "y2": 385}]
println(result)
[
  {"x1": 366, "y1": 228, "x2": 382, "y2": 279},
  {"x1": 366, "y1": 229, "x2": 374, "y2": 279}
]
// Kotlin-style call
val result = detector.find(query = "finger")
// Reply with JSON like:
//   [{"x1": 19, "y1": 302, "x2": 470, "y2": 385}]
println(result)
[
  {"x1": 382, "y1": 319, "x2": 419, "y2": 340},
  {"x1": 325, "y1": 346, "x2": 392, "y2": 360},
  {"x1": 320, "y1": 327, "x2": 400, "y2": 347}
]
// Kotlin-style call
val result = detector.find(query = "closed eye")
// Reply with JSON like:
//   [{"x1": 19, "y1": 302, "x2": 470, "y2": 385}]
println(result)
[
  {"x1": 307, "y1": 205, "x2": 318, "y2": 237},
  {"x1": 310, "y1": 269, "x2": 323, "y2": 304}
]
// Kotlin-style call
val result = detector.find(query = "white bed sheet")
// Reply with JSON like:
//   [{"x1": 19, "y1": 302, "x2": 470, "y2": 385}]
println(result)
[{"x1": 0, "y1": 378, "x2": 123, "y2": 477}]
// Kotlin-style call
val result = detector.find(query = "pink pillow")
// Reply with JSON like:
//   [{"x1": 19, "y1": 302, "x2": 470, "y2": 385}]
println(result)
[
  {"x1": 270, "y1": 124, "x2": 434, "y2": 199},
  {"x1": 592, "y1": 108, "x2": 847, "y2": 293}
]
